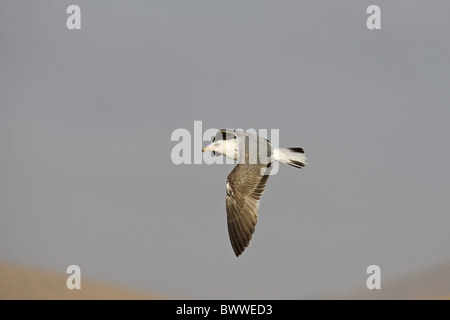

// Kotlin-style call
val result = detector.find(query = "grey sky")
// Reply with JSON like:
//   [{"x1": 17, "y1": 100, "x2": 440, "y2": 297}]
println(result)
[{"x1": 1, "y1": 1, "x2": 449, "y2": 298}]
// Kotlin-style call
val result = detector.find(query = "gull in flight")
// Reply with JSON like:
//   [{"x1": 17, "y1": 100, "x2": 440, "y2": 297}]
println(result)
[{"x1": 202, "y1": 129, "x2": 307, "y2": 257}]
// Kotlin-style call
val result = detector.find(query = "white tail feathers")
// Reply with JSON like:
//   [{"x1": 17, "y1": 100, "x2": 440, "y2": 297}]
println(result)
[{"x1": 273, "y1": 147, "x2": 307, "y2": 168}]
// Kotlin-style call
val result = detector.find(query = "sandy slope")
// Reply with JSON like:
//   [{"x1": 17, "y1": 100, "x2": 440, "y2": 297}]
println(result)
[
  {"x1": 0, "y1": 262, "x2": 162, "y2": 300},
  {"x1": 2, "y1": 260, "x2": 449, "y2": 300},
  {"x1": 346, "y1": 262, "x2": 450, "y2": 300}
]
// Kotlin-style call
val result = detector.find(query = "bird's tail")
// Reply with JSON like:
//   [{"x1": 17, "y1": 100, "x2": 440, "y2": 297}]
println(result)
[{"x1": 272, "y1": 147, "x2": 307, "y2": 168}]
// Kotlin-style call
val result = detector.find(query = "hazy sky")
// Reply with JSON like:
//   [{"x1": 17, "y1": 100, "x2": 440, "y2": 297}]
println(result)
[{"x1": 1, "y1": 1, "x2": 449, "y2": 298}]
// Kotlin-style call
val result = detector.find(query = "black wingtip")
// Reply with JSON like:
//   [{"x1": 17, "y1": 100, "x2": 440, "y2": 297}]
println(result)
[
  {"x1": 288, "y1": 147, "x2": 304, "y2": 154},
  {"x1": 289, "y1": 160, "x2": 305, "y2": 168}
]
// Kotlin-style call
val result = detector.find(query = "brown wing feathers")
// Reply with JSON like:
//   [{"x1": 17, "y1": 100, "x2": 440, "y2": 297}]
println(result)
[{"x1": 226, "y1": 164, "x2": 270, "y2": 256}]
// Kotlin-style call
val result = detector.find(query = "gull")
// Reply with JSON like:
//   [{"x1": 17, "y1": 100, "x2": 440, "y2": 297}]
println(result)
[{"x1": 202, "y1": 129, "x2": 307, "y2": 257}]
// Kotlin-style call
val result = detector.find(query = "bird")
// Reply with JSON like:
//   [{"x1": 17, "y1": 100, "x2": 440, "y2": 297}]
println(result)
[{"x1": 202, "y1": 129, "x2": 307, "y2": 257}]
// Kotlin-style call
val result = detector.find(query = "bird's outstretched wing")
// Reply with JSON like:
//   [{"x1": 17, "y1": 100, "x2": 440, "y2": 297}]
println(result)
[{"x1": 226, "y1": 163, "x2": 271, "y2": 256}]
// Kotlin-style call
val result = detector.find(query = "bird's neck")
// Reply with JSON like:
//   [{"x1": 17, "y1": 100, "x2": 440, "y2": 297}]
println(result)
[{"x1": 220, "y1": 141, "x2": 238, "y2": 160}]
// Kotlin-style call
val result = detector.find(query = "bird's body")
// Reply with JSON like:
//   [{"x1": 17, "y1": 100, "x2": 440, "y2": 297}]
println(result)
[{"x1": 202, "y1": 129, "x2": 307, "y2": 257}]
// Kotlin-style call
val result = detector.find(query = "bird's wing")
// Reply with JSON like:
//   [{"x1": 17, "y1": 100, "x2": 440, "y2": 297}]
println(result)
[{"x1": 226, "y1": 163, "x2": 271, "y2": 256}]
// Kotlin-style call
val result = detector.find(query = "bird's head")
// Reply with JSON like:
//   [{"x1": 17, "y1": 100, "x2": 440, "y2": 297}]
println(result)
[
  {"x1": 202, "y1": 137, "x2": 237, "y2": 160},
  {"x1": 202, "y1": 140, "x2": 226, "y2": 156}
]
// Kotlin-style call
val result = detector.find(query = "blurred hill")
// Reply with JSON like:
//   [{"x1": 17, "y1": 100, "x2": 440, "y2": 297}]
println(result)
[
  {"x1": 2, "y1": 260, "x2": 448, "y2": 299},
  {"x1": 0, "y1": 262, "x2": 163, "y2": 300},
  {"x1": 346, "y1": 261, "x2": 450, "y2": 300}
]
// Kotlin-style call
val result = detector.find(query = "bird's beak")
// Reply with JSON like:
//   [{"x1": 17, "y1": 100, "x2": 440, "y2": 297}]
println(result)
[{"x1": 203, "y1": 143, "x2": 214, "y2": 152}]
